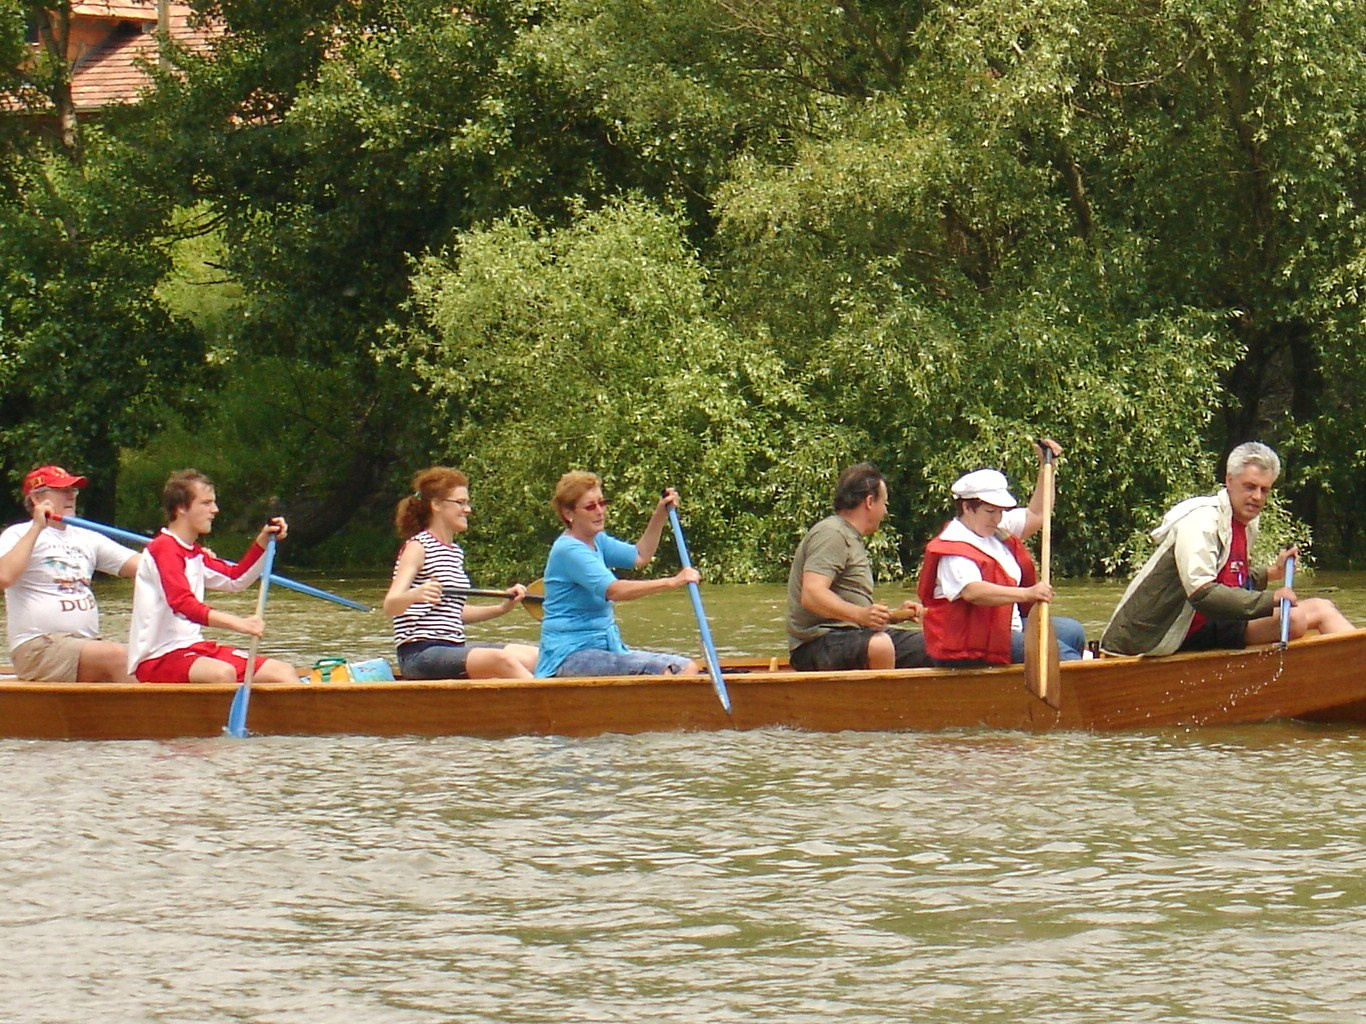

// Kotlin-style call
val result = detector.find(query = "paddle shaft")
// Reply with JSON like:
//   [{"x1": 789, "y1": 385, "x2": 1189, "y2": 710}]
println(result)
[
  {"x1": 225, "y1": 536, "x2": 277, "y2": 738},
  {"x1": 442, "y1": 586, "x2": 544, "y2": 604},
  {"x1": 1279, "y1": 556, "x2": 1296, "y2": 647},
  {"x1": 665, "y1": 504, "x2": 732, "y2": 714},
  {"x1": 54, "y1": 514, "x2": 372, "y2": 612},
  {"x1": 1039, "y1": 462, "x2": 1053, "y2": 589},
  {"x1": 1025, "y1": 445, "x2": 1061, "y2": 707},
  {"x1": 1034, "y1": 447, "x2": 1055, "y2": 633}
]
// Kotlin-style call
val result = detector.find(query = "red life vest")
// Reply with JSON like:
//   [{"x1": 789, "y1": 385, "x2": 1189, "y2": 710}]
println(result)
[{"x1": 917, "y1": 530, "x2": 1038, "y2": 665}]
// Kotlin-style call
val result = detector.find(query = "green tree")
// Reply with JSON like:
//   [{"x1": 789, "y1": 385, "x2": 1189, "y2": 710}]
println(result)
[
  {"x1": 395, "y1": 199, "x2": 882, "y2": 580},
  {"x1": 66, "y1": 0, "x2": 1366, "y2": 573},
  {"x1": 570, "y1": 0, "x2": 1366, "y2": 569},
  {"x1": 127, "y1": 0, "x2": 689, "y2": 547},
  {"x1": 0, "y1": 3, "x2": 204, "y2": 517}
]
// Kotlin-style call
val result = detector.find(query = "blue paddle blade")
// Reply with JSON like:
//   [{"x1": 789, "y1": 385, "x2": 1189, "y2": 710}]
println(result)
[
  {"x1": 223, "y1": 537, "x2": 277, "y2": 739},
  {"x1": 225, "y1": 686, "x2": 249, "y2": 738},
  {"x1": 1279, "y1": 557, "x2": 1296, "y2": 647}
]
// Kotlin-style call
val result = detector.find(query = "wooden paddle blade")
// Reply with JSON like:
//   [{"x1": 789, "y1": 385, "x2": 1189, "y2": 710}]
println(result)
[
  {"x1": 1024, "y1": 605, "x2": 1062, "y2": 709},
  {"x1": 1023, "y1": 606, "x2": 1043, "y2": 696},
  {"x1": 523, "y1": 578, "x2": 545, "y2": 621}
]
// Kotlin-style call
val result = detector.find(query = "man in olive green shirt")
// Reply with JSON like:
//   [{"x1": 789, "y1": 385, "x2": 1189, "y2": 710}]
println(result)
[{"x1": 786, "y1": 462, "x2": 929, "y2": 671}]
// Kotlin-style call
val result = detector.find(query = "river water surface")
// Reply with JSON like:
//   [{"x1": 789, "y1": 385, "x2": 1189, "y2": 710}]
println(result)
[{"x1": 4, "y1": 573, "x2": 1366, "y2": 1022}]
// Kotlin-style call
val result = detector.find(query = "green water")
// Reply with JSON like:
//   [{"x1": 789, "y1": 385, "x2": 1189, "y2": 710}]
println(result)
[{"x1": 7, "y1": 572, "x2": 1366, "y2": 1023}]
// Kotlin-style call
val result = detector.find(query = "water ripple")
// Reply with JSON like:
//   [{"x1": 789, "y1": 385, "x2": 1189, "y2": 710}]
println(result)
[{"x1": 4, "y1": 725, "x2": 1366, "y2": 1023}]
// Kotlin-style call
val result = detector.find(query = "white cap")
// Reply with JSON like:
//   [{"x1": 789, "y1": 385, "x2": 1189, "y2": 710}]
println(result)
[{"x1": 951, "y1": 469, "x2": 1017, "y2": 508}]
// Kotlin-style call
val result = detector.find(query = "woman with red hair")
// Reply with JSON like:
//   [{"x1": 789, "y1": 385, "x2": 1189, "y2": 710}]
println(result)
[{"x1": 383, "y1": 467, "x2": 537, "y2": 679}]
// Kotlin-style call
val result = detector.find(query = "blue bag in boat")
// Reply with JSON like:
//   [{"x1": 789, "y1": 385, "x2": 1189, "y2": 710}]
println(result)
[{"x1": 347, "y1": 657, "x2": 396, "y2": 682}]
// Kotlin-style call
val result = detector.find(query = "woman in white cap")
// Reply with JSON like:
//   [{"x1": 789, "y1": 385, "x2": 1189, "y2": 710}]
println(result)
[{"x1": 916, "y1": 440, "x2": 1086, "y2": 667}]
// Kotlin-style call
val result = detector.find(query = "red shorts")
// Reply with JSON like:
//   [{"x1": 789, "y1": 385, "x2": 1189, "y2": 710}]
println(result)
[{"x1": 135, "y1": 641, "x2": 267, "y2": 684}]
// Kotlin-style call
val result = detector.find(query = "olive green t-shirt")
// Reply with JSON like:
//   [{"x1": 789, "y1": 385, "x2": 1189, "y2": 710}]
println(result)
[{"x1": 786, "y1": 514, "x2": 873, "y2": 649}]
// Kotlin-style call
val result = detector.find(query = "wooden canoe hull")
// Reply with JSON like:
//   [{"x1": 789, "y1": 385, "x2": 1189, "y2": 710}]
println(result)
[{"x1": 3, "y1": 631, "x2": 1366, "y2": 741}]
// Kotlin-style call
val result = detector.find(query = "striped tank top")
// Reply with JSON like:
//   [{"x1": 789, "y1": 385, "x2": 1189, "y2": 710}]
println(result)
[{"x1": 393, "y1": 531, "x2": 470, "y2": 647}]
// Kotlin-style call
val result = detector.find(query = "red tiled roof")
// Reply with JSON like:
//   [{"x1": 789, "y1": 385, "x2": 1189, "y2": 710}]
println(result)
[
  {"x1": 72, "y1": 1, "x2": 163, "y2": 17},
  {"x1": 72, "y1": 7, "x2": 219, "y2": 110},
  {"x1": 2, "y1": 2, "x2": 220, "y2": 114},
  {"x1": 72, "y1": 4, "x2": 219, "y2": 111}
]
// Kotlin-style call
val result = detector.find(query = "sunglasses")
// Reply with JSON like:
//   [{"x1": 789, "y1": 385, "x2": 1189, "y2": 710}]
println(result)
[{"x1": 578, "y1": 499, "x2": 611, "y2": 513}]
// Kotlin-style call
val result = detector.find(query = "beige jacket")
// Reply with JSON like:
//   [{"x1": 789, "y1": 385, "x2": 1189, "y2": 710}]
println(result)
[{"x1": 1101, "y1": 489, "x2": 1274, "y2": 656}]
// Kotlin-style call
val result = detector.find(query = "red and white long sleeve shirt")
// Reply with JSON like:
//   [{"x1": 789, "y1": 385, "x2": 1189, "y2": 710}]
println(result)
[{"x1": 127, "y1": 529, "x2": 266, "y2": 673}]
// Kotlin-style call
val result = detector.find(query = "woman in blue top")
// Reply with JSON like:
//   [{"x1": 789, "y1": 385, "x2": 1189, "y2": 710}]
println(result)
[{"x1": 535, "y1": 471, "x2": 702, "y2": 678}]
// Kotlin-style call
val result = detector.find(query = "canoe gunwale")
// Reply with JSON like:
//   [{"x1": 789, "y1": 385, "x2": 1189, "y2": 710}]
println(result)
[{"x1": 2, "y1": 629, "x2": 1364, "y2": 740}]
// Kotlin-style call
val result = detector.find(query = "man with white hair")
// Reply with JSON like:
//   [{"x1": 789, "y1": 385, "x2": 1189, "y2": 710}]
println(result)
[{"x1": 1101, "y1": 442, "x2": 1354, "y2": 656}]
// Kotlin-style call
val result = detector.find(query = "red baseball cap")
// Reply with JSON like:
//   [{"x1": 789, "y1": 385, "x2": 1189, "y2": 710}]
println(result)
[{"x1": 22, "y1": 465, "x2": 88, "y2": 495}]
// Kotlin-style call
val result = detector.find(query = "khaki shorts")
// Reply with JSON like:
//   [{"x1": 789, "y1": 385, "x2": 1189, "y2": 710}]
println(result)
[{"x1": 11, "y1": 632, "x2": 91, "y2": 682}]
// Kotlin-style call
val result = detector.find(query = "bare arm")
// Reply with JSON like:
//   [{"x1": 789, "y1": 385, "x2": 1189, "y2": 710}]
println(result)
[
  {"x1": 606, "y1": 568, "x2": 699, "y2": 603},
  {"x1": 208, "y1": 608, "x2": 265, "y2": 637},
  {"x1": 801, "y1": 571, "x2": 889, "y2": 630},
  {"x1": 463, "y1": 584, "x2": 524, "y2": 624},
  {"x1": 959, "y1": 580, "x2": 1054, "y2": 606},
  {"x1": 0, "y1": 500, "x2": 53, "y2": 589},
  {"x1": 382, "y1": 540, "x2": 441, "y2": 617},
  {"x1": 1020, "y1": 438, "x2": 1062, "y2": 539},
  {"x1": 633, "y1": 489, "x2": 678, "y2": 568}
]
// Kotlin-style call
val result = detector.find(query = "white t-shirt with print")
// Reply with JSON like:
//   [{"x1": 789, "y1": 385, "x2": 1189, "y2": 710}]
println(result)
[{"x1": 0, "y1": 522, "x2": 137, "y2": 651}]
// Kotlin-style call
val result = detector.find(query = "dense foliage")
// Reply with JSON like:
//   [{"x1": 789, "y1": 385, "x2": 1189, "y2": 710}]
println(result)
[
  {"x1": 0, "y1": 3, "x2": 204, "y2": 519},
  {"x1": 5, "y1": 0, "x2": 1366, "y2": 577}
]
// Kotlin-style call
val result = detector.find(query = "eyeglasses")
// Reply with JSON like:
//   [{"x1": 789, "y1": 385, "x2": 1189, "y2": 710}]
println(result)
[
  {"x1": 438, "y1": 498, "x2": 473, "y2": 509},
  {"x1": 578, "y1": 499, "x2": 611, "y2": 513}
]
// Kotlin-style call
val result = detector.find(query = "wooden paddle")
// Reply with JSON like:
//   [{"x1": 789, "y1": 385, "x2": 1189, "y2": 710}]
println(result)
[
  {"x1": 442, "y1": 585, "x2": 545, "y2": 616},
  {"x1": 1024, "y1": 445, "x2": 1061, "y2": 708},
  {"x1": 523, "y1": 578, "x2": 546, "y2": 622},
  {"x1": 1278, "y1": 556, "x2": 1296, "y2": 648},
  {"x1": 225, "y1": 536, "x2": 277, "y2": 738}
]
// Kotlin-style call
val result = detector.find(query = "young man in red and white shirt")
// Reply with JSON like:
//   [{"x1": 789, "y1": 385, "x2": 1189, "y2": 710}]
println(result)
[{"x1": 128, "y1": 469, "x2": 297, "y2": 684}]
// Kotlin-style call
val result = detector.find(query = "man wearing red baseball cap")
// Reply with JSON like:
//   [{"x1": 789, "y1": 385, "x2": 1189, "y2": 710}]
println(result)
[{"x1": 0, "y1": 465, "x2": 140, "y2": 681}]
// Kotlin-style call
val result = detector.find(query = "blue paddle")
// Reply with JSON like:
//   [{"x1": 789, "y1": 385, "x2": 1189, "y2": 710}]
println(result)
[
  {"x1": 55, "y1": 513, "x2": 372, "y2": 612},
  {"x1": 225, "y1": 536, "x2": 277, "y2": 738},
  {"x1": 1279, "y1": 556, "x2": 1296, "y2": 648},
  {"x1": 664, "y1": 498, "x2": 732, "y2": 714}
]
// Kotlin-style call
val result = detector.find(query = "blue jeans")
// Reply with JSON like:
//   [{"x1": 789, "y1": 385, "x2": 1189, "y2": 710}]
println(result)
[
  {"x1": 555, "y1": 648, "x2": 694, "y2": 677},
  {"x1": 397, "y1": 641, "x2": 503, "y2": 680},
  {"x1": 1011, "y1": 615, "x2": 1087, "y2": 662}
]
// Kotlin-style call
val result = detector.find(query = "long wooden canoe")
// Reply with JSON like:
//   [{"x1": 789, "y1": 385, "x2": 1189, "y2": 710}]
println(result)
[{"x1": 4, "y1": 629, "x2": 1366, "y2": 741}]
